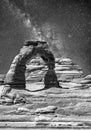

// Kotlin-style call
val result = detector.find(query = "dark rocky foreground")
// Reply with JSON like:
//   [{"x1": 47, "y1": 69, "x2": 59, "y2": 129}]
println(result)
[{"x1": 0, "y1": 57, "x2": 91, "y2": 129}]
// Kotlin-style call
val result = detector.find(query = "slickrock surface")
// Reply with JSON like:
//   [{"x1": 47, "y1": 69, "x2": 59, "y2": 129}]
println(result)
[{"x1": 0, "y1": 57, "x2": 91, "y2": 129}]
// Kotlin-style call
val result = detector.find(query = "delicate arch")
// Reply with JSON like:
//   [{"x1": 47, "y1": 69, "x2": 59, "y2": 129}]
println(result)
[{"x1": 4, "y1": 43, "x2": 59, "y2": 90}]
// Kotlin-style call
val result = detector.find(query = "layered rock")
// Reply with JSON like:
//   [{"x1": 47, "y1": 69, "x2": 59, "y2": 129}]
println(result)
[
  {"x1": 0, "y1": 57, "x2": 84, "y2": 89},
  {"x1": 0, "y1": 41, "x2": 85, "y2": 91},
  {"x1": 26, "y1": 57, "x2": 84, "y2": 84},
  {"x1": 55, "y1": 58, "x2": 83, "y2": 82},
  {"x1": 35, "y1": 106, "x2": 57, "y2": 114},
  {"x1": 4, "y1": 45, "x2": 36, "y2": 89}
]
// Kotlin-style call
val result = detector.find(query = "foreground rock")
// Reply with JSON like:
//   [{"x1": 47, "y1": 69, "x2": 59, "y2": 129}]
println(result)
[
  {"x1": 35, "y1": 106, "x2": 57, "y2": 114},
  {"x1": 1, "y1": 86, "x2": 91, "y2": 129}
]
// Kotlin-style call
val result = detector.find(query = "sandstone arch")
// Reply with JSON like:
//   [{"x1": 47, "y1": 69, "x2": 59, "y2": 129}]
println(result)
[{"x1": 2, "y1": 41, "x2": 60, "y2": 95}]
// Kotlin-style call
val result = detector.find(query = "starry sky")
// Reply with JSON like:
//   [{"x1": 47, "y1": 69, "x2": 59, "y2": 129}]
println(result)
[{"x1": 0, "y1": 0, "x2": 91, "y2": 75}]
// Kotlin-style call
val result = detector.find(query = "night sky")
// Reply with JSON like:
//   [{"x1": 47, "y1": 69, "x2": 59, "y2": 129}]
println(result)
[{"x1": 0, "y1": 0, "x2": 91, "y2": 75}]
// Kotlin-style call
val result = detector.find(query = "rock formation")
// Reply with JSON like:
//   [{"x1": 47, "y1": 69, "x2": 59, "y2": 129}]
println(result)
[
  {"x1": 1, "y1": 41, "x2": 59, "y2": 96},
  {"x1": 26, "y1": 57, "x2": 84, "y2": 84},
  {"x1": 4, "y1": 44, "x2": 36, "y2": 89}
]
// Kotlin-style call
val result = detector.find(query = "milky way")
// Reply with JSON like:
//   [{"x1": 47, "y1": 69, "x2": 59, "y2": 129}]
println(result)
[{"x1": 0, "y1": 0, "x2": 91, "y2": 75}]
